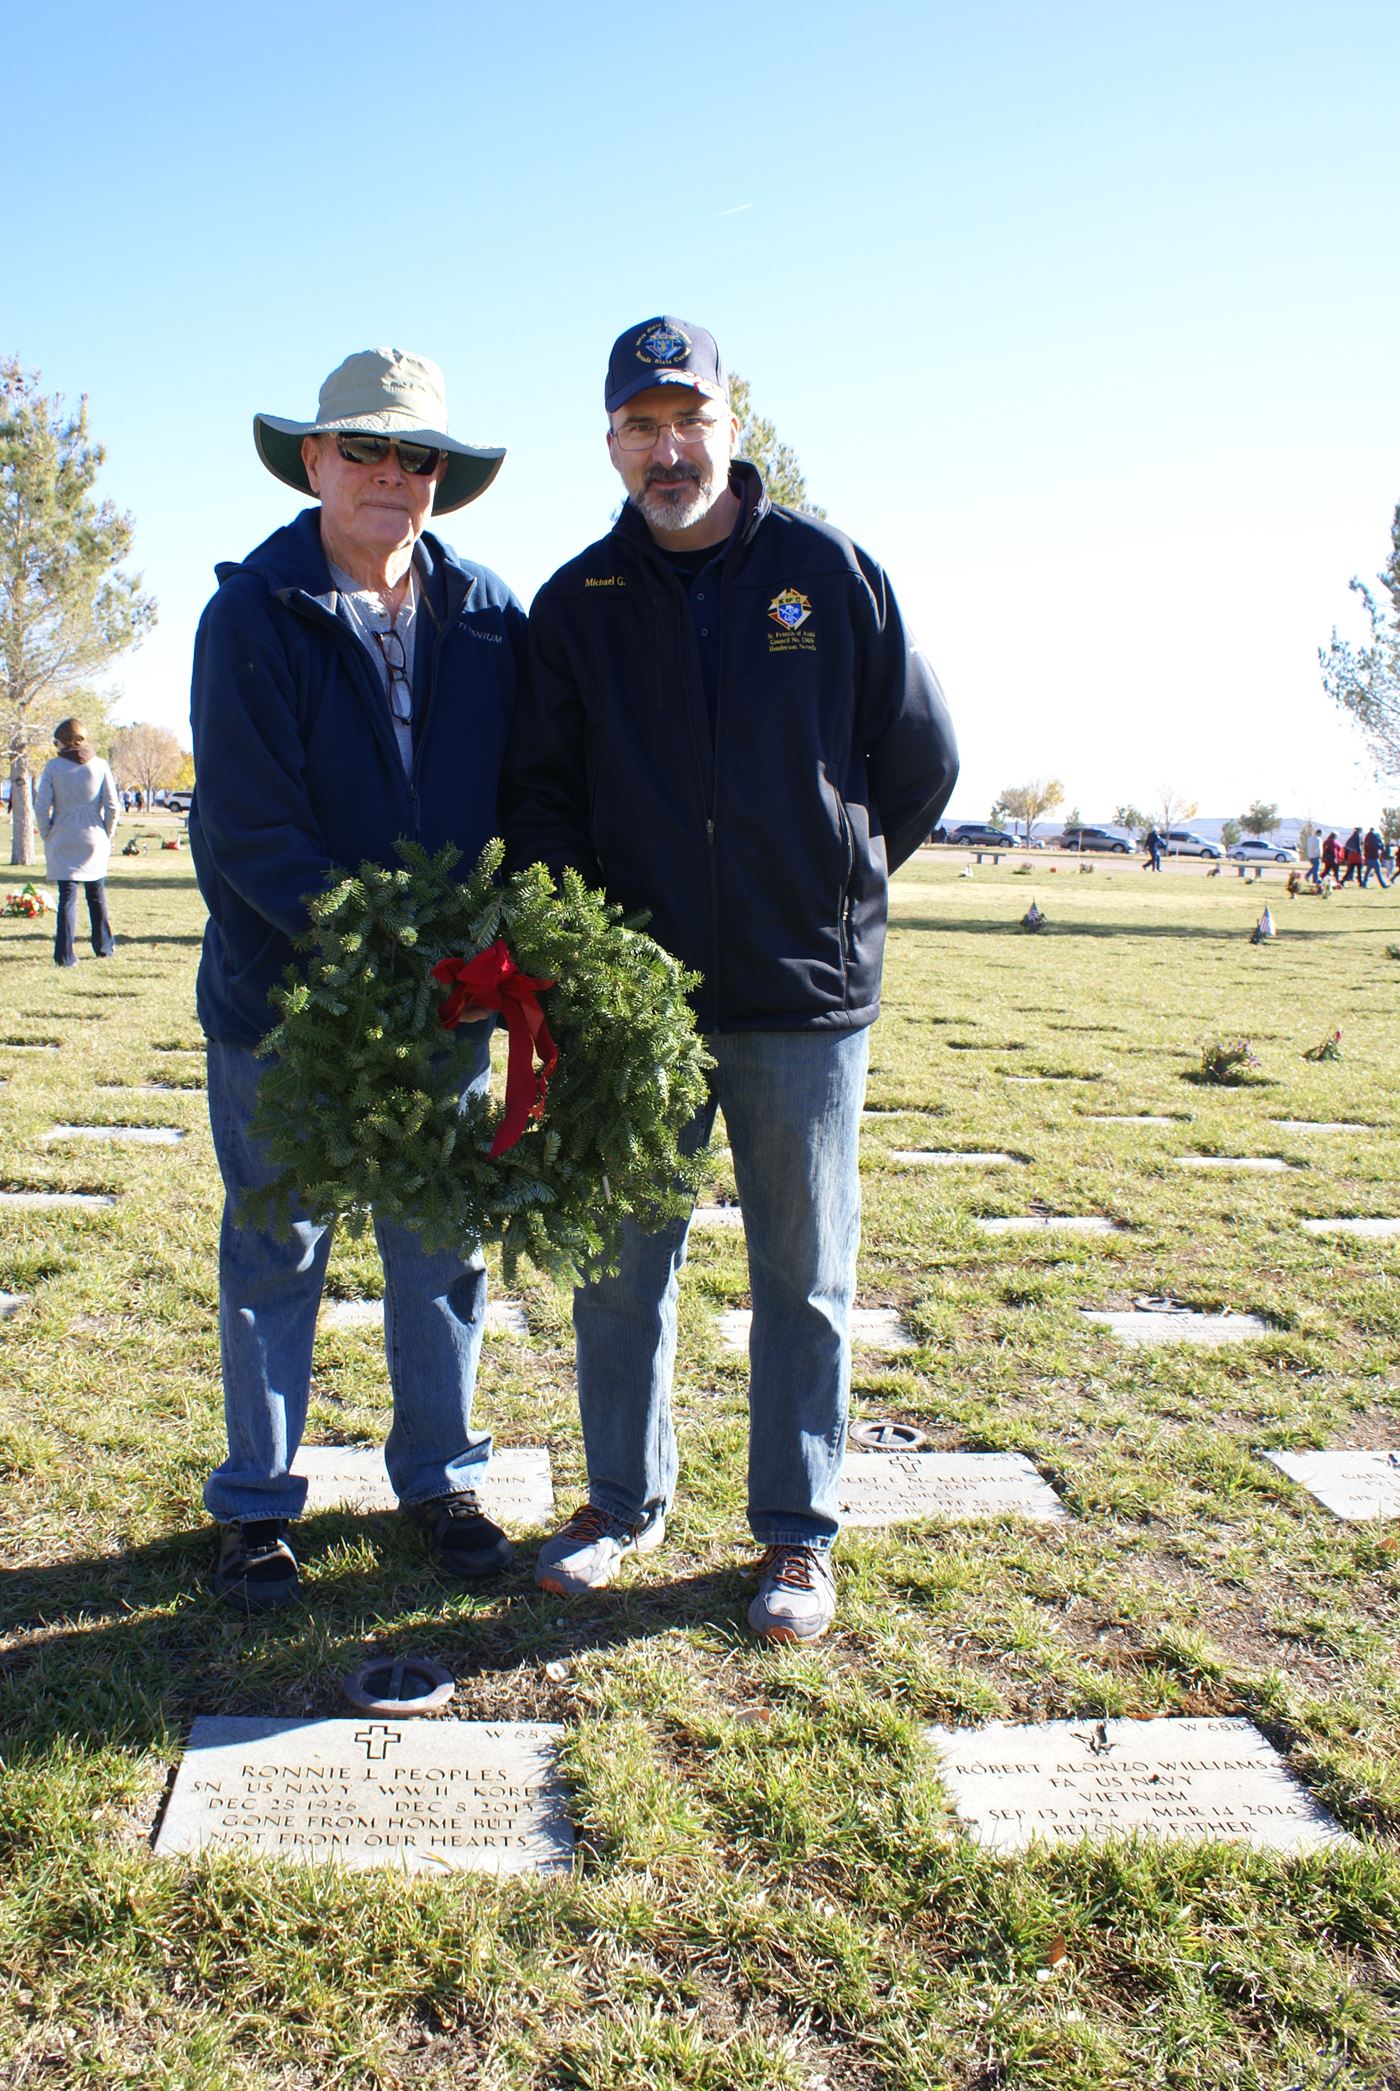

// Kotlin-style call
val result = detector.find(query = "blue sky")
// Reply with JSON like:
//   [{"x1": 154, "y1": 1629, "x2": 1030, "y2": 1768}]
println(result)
[{"x1": 9, "y1": 0, "x2": 1399, "y2": 825}]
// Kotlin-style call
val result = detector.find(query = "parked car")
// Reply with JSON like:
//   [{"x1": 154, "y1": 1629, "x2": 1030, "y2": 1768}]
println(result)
[
  {"x1": 1228, "y1": 837, "x2": 1292, "y2": 864},
  {"x1": 165, "y1": 790, "x2": 194, "y2": 815},
  {"x1": 947, "y1": 823, "x2": 1019, "y2": 849},
  {"x1": 1057, "y1": 825, "x2": 1134, "y2": 854},
  {"x1": 1160, "y1": 827, "x2": 1222, "y2": 858}
]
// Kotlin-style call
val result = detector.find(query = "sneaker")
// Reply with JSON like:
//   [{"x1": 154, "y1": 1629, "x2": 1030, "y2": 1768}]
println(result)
[
  {"x1": 747, "y1": 1545, "x2": 836, "y2": 1643},
  {"x1": 213, "y1": 1518, "x2": 300, "y2": 1612},
  {"x1": 404, "y1": 1490, "x2": 514, "y2": 1579},
  {"x1": 535, "y1": 1502, "x2": 665, "y2": 1595}
]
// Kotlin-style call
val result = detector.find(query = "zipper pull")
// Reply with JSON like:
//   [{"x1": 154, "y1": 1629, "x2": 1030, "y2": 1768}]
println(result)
[{"x1": 706, "y1": 818, "x2": 715, "y2": 844}]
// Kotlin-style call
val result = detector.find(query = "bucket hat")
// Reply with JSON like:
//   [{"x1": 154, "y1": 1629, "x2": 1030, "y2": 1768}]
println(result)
[{"x1": 254, "y1": 348, "x2": 505, "y2": 513}]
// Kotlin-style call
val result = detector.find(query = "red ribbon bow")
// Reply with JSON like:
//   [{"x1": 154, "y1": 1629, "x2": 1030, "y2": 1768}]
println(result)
[{"x1": 432, "y1": 941, "x2": 558, "y2": 1157}]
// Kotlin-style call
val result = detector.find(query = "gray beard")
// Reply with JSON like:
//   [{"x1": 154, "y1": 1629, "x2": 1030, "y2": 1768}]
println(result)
[{"x1": 632, "y1": 470, "x2": 722, "y2": 535}]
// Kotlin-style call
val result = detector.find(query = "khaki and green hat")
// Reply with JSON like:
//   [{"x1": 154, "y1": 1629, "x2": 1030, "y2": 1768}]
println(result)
[{"x1": 253, "y1": 347, "x2": 505, "y2": 513}]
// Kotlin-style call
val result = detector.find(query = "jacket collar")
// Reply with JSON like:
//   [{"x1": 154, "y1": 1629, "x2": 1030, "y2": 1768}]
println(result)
[
  {"x1": 218, "y1": 506, "x2": 471, "y2": 622},
  {"x1": 610, "y1": 458, "x2": 769, "y2": 567}
]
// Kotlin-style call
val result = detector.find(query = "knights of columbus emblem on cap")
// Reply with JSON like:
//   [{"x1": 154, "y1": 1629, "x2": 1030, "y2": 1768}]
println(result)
[
  {"x1": 768, "y1": 588, "x2": 812, "y2": 631},
  {"x1": 636, "y1": 323, "x2": 691, "y2": 365}
]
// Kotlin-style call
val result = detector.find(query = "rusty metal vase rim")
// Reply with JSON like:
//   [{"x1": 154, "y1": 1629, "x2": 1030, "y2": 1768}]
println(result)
[
  {"x1": 341, "y1": 1653, "x2": 455, "y2": 1717},
  {"x1": 848, "y1": 1419, "x2": 930, "y2": 1453}
]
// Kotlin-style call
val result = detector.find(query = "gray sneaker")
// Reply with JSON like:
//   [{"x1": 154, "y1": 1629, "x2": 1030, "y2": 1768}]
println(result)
[
  {"x1": 747, "y1": 1545, "x2": 836, "y2": 1642},
  {"x1": 535, "y1": 1501, "x2": 665, "y2": 1595}
]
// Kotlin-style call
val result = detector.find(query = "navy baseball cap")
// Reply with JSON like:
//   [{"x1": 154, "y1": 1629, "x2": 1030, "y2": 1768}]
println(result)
[{"x1": 604, "y1": 317, "x2": 729, "y2": 414}]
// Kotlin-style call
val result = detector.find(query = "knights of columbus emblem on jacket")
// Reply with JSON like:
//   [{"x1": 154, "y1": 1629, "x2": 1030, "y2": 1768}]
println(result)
[
  {"x1": 768, "y1": 588, "x2": 812, "y2": 631},
  {"x1": 767, "y1": 588, "x2": 816, "y2": 651}
]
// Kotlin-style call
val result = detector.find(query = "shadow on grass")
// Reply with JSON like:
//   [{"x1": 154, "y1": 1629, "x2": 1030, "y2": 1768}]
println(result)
[{"x1": 0, "y1": 1518, "x2": 748, "y2": 1758}]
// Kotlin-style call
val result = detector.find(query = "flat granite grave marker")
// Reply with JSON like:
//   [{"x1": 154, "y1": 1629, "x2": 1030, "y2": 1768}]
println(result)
[
  {"x1": 840, "y1": 1451, "x2": 1065, "y2": 1525},
  {"x1": 1271, "y1": 1120, "x2": 1369, "y2": 1133},
  {"x1": 0, "y1": 1190, "x2": 116, "y2": 1210},
  {"x1": 1263, "y1": 1448, "x2": 1400, "y2": 1520},
  {"x1": 0, "y1": 1290, "x2": 27, "y2": 1318},
  {"x1": 690, "y1": 1203, "x2": 745, "y2": 1231},
  {"x1": 154, "y1": 1716, "x2": 573, "y2": 1875},
  {"x1": 719, "y1": 1306, "x2": 913, "y2": 1354},
  {"x1": 1082, "y1": 1306, "x2": 1268, "y2": 1346},
  {"x1": 1300, "y1": 1217, "x2": 1400, "y2": 1239},
  {"x1": 925, "y1": 1715, "x2": 1350, "y2": 1853},
  {"x1": 295, "y1": 1444, "x2": 555, "y2": 1523},
  {"x1": 1087, "y1": 1114, "x2": 1177, "y2": 1126},
  {"x1": 977, "y1": 1216, "x2": 1120, "y2": 1235},
  {"x1": 893, "y1": 1150, "x2": 1022, "y2": 1167},
  {"x1": 45, "y1": 1124, "x2": 186, "y2": 1146},
  {"x1": 1175, "y1": 1155, "x2": 1292, "y2": 1172},
  {"x1": 321, "y1": 1298, "x2": 529, "y2": 1336}
]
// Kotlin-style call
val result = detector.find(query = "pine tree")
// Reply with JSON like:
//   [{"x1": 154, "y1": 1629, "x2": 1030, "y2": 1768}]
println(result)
[
  {"x1": 730, "y1": 373, "x2": 825, "y2": 517},
  {"x1": 1, "y1": 358, "x2": 156, "y2": 863},
  {"x1": 1321, "y1": 506, "x2": 1400, "y2": 780}
]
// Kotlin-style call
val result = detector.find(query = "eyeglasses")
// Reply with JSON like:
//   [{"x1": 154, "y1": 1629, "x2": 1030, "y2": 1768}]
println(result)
[
  {"x1": 609, "y1": 413, "x2": 723, "y2": 452},
  {"x1": 335, "y1": 433, "x2": 442, "y2": 476},
  {"x1": 372, "y1": 628, "x2": 412, "y2": 723}
]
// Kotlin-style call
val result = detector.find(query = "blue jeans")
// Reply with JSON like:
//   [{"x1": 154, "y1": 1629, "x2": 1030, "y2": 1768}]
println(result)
[
  {"x1": 572, "y1": 1026, "x2": 869, "y2": 1550},
  {"x1": 54, "y1": 878, "x2": 114, "y2": 965},
  {"x1": 203, "y1": 1035, "x2": 495, "y2": 1522}
]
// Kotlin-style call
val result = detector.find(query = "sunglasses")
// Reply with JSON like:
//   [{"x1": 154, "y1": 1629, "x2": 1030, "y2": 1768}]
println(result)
[{"x1": 334, "y1": 433, "x2": 442, "y2": 476}]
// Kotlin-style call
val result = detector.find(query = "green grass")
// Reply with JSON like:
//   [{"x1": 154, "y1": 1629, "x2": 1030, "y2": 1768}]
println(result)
[{"x1": 3, "y1": 838, "x2": 1400, "y2": 2087}]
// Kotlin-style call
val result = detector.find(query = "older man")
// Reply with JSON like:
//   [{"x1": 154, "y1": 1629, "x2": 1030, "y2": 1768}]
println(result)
[
  {"x1": 504, "y1": 317, "x2": 957, "y2": 1641},
  {"x1": 190, "y1": 348, "x2": 525, "y2": 1611}
]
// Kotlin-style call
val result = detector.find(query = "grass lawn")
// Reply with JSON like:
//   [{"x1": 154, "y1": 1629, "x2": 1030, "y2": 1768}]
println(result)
[{"x1": 3, "y1": 834, "x2": 1400, "y2": 2089}]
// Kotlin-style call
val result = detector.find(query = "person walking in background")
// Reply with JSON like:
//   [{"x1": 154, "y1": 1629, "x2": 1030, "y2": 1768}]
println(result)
[
  {"x1": 35, "y1": 718, "x2": 120, "y2": 966},
  {"x1": 1321, "y1": 831, "x2": 1339, "y2": 884},
  {"x1": 1337, "y1": 826, "x2": 1363, "y2": 886},
  {"x1": 1304, "y1": 827, "x2": 1324, "y2": 889},
  {"x1": 1361, "y1": 827, "x2": 1390, "y2": 888},
  {"x1": 1143, "y1": 825, "x2": 1163, "y2": 871}
]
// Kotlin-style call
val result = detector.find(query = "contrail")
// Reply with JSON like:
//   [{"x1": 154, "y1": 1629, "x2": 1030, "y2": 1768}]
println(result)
[{"x1": 706, "y1": 202, "x2": 755, "y2": 219}]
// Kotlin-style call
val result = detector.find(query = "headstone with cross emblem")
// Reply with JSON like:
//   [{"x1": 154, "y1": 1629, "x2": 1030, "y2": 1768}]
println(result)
[
  {"x1": 924, "y1": 1716, "x2": 1351, "y2": 1852},
  {"x1": 153, "y1": 1717, "x2": 573, "y2": 1874}
]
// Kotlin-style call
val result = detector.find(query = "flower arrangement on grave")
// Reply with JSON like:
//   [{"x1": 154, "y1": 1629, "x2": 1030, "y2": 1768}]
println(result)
[
  {"x1": 3, "y1": 882, "x2": 50, "y2": 918},
  {"x1": 248, "y1": 839, "x2": 711, "y2": 1282},
  {"x1": 1198, "y1": 1036, "x2": 1261, "y2": 1085},
  {"x1": 1302, "y1": 1028, "x2": 1342, "y2": 1062}
]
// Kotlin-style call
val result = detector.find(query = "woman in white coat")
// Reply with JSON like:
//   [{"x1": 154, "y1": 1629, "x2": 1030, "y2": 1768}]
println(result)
[{"x1": 35, "y1": 718, "x2": 121, "y2": 966}]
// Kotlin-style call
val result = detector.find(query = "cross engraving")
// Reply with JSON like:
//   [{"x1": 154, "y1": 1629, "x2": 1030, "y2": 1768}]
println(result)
[{"x1": 354, "y1": 1723, "x2": 402, "y2": 1760}]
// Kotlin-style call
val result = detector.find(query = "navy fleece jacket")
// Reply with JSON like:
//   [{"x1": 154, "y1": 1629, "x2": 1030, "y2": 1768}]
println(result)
[
  {"x1": 189, "y1": 508, "x2": 524, "y2": 1046},
  {"x1": 503, "y1": 464, "x2": 957, "y2": 1032}
]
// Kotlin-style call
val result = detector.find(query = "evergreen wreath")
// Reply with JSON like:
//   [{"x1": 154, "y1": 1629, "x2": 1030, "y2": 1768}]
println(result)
[{"x1": 249, "y1": 839, "x2": 711, "y2": 1282}]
